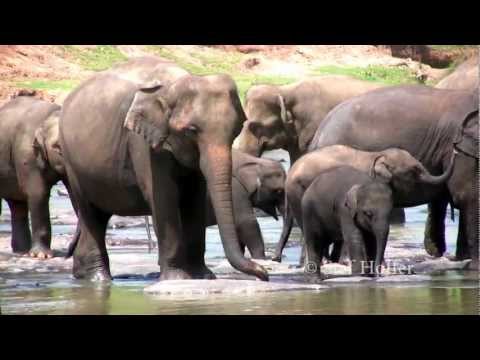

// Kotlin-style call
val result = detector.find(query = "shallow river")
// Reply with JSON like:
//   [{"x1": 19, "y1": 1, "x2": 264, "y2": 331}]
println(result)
[{"x1": 0, "y1": 150, "x2": 478, "y2": 315}]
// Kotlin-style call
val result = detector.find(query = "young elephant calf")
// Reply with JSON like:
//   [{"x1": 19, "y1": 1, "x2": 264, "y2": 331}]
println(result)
[
  {"x1": 302, "y1": 166, "x2": 394, "y2": 280},
  {"x1": 274, "y1": 144, "x2": 456, "y2": 262}
]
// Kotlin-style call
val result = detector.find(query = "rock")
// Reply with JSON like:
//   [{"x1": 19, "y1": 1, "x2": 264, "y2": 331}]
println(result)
[
  {"x1": 323, "y1": 276, "x2": 374, "y2": 283},
  {"x1": 412, "y1": 257, "x2": 471, "y2": 273},
  {"x1": 375, "y1": 274, "x2": 431, "y2": 282},
  {"x1": 144, "y1": 279, "x2": 326, "y2": 296},
  {"x1": 244, "y1": 57, "x2": 260, "y2": 69}
]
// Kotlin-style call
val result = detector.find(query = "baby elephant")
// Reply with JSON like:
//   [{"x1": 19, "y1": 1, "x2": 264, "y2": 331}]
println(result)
[
  {"x1": 206, "y1": 149, "x2": 286, "y2": 258},
  {"x1": 302, "y1": 166, "x2": 393, "y2": 280},
  {"x1": 274, "y1": 144, "x2": 456, "y2": 262}
]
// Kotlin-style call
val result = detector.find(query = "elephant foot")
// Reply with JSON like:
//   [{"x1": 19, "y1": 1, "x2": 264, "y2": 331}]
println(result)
[
  {"x1": 73, "y1": 256, "x2": 112, "y2": 282},
  {"x1": 304, "y1": 272, "x2": 326, "y2": 283},
  {"x1": 73, "y1": 267, "x2": 112, "y2": 282},
  {"x1": 26, "y1": 244, "x2": 53, "y2": 259},
  {"x1": 271, "y1": 253, "x2": 282, "y2": 263},
  {"x1": 160, "y1": 265, "x2": 216, "y2": 281},
  {"x1": 424, "y1": 237, "x2": 443, "y2": 257}
]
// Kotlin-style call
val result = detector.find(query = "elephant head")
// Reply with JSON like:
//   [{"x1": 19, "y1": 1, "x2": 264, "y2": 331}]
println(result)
[
  {"x1": 344, "y1": 182, "x2": 393, "y2": 273},
  {"x1": 235, "y1": 155, "x2": 286, "y2": 220},
  {"x1": 123, "y1": 73, "x2": 268, "y2": 281},
  {"x1": 235, "y1": 85, "x2": 295, "y2": 156},
  {"x1": 453, "y1": 109, "x2": 479, "y2": 159},
  {"x1": 370, "y1": 148, "x2": 457, "y2": 189},
  {"x1": 33, "y1": 109, "x2": 66, "y2": 177}
]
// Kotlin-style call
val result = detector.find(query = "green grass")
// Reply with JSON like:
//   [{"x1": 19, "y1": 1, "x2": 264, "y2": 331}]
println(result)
[
  {"x1": 61, "y1": 45, "x2": 128, "y2": 71},
  {"x1": 147, "y1": 46, "x2": 298, "y2": 102},
  {"x1": 233, "y1": 74, "x2": 298, "y2": 103},
  {"x1": 14, "y1": 79, "x2": 80, "y2": 91},
  {"x1": 310, "y1": 65, "x2": 419, "y2": 85}
]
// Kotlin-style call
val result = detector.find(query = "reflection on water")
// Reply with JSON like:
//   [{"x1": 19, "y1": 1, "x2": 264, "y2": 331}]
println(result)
[
  {"x1": 0, "y1": 150, "x2": 477, "y2": 315},
  {"x1": 1, "y1": 272, "x2": 477, "y2": 315}
]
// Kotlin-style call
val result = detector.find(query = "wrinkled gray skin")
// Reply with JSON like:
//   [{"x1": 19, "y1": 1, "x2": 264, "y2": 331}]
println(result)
[
  {"x1": 310, "y1": 85, "x2": 479, "y2": 270},
  {"x1": 436, "y1": 56, "x2": 479, "y2": 91},
  {"x1": 206, "y1": 149, "x2": 286, "y2": 259},
  {"x1": 59, "y1": 57, "x2": 268, "y2": 281},
  {"x1": 302, "y1": 167, "x2": 393, "y2": 280},
  {"x1": 0, "y1": 97, "x2": 70, "y2": 258},
  {"x1": 273, "y1": 145, "x2": 456, "y2": 262},
  {"x1": 235, "y1": 76, "x2": 385, "y2": 162}
]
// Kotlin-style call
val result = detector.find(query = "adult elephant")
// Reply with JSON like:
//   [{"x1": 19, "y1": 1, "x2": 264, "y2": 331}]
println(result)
[
  {"x1": 234, "y1": 76, "x2": 385, "y2": 163},
  {"x1": 309, "y1": 85, "x2": 479, "y2": 270},
  {"x1": 0, "y1": 96, "x2": 70, "y2": 258},
  {"x1": 435, "y1": 56, "x2": 479, "y2": 91},
  {"x1": 59, "y1": 57, "x2": 268, "y2": 281}
]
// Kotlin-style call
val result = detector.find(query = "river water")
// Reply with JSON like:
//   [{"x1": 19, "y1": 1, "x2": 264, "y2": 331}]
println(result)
[{"x1": 0, "y1": 150, "x2": 478, "y2": 315}]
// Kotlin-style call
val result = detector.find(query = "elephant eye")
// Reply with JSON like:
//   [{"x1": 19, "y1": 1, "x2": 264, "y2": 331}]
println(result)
[
  {"x1": 364, "y1": 210, "x2": 374, "y2": 218},
  {"x1": 185, "y1": 125, "x2": 199, "y2": 135}
]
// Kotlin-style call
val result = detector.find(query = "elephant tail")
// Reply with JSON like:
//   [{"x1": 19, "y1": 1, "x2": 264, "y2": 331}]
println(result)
[
  {"x1": 65, "y1": 225, "x2": 81, "y2": 258},
  {"x1": 450, "y1": 201, "x2": 455, "y2": 222}
]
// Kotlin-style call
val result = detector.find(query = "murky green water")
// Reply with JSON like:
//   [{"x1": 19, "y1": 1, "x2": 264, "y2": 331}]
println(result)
[
  {"x1": 1, "y1": 272, "x2": 477, "y2": 315},
  {"x1": 1, "y1": 150, "x2": 478, "y2": 315}
]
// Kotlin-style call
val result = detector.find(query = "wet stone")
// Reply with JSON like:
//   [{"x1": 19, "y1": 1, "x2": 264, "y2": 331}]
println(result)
[
  {"x1": 411, "y1": 257, "x2": 471, "y2": 273},
  {"x1": 144, "y1": 279, "x2": 326, "y2": 297}
]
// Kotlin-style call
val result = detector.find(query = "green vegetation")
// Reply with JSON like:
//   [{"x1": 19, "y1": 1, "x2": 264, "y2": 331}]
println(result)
[
  {"x1": 311, "y1": 65, "x2": 419, "y2": 85},
  {"x1": 60, "y1": 45, "x2": 128, "y2": 71},
  {"x1": 148, "y1": 46, "x2": 298, "y2": 102},
  {"x1": 429, "y1": 45, "x2": 478, "y2": 51},
  {"x1": 14, "y1": 79, "x2": 80, "y2": 92}
]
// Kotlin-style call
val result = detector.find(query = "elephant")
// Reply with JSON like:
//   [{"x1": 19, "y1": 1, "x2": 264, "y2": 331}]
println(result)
[
  {"x1": 435, "y1": 56, "x2": 479, "y2": 91},
  {"x1": 234, "y1": 75, "x2": 385, "y2": 163},
  {"x1": 205, "y1": 149, "x2": 286, "y2": 259},
  {"x1": 302, "y1": 166, "x2": 394, "y2": 280},
  {"x1": 309, "y1": 84, "x2": 479, "y2": 270},
  {"x1": 67, "y1": 149, "x2": 286, "y2": 260},
  {"x1": 59, "y1": 56, "x2": 268, "y2": 281},
  {"x1": 273, "y1": 145, "x2": 456, "y2": 262},
  {"x1": 0, "y1": 96, "x2": 69, "y2": 258}
]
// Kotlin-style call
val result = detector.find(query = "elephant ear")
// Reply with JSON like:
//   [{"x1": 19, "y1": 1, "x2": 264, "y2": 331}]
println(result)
[
  {"x1": 344, "y1": 184, "x2": 361, "y2": 219},
  {"x1": 453, "y1": 109, "x2": 479, "y2": 159},
  {"x1": 277, "y1": 94, "x2": 294, "y2": 126},
  {"x1": 124, "y1": 81, "x2": 171, "y2": 151},
  {"x1": 234, "y1": 161, "x2": 260, "y2": 196},
  {"x1": 370, "y1": 155, "x2": 392, "y2": 183},
  {"x1": 32, "y1": 127, "x2": 48, "y2": 170}
]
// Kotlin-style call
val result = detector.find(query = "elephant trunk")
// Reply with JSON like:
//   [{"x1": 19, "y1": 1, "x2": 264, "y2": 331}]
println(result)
[
  {"x1": 373, "y1": 222, "x2": 389, "y2": 275},
  {"x1": 233, "y1": 124, "x2": 262, "y2": 157},
  {"x1": 200, "y1": 144, "x2": 268, "y2": 281},
  {"x1": 418, "y1": 150, "x2": 457, "y2": 185}
]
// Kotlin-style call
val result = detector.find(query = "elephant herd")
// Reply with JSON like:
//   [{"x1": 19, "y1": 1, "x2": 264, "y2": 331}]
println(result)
[{"x1": 0, "y1": 54, "x2": 478, "y2": 283}]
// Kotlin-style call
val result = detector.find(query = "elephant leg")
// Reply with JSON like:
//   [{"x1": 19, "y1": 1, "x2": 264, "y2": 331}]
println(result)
[
  {"x1": 232, "y1": 178, "x2": 266, "y2": 259},
  {"x1": 457, "y1": 200, "x2": 479, "y2": 270},
  {"x1": 423, "y1": 199, "x2": 448, "y2": 257},
  {"x1": 178, "y1": 174, "x2": 215, "y2": 279},
  {"x1": 71, "y1": 203, "x2": 111, "y2": 281},
  {"x1": 27, "y1": 182, "x2": 54, "y2": 259},
  {"x1": 389, "y1": 207, "x2": 406, "y2": 224},
  {"x1": 6, "y1": 199, "x2": 31, "y2": 254},
  {"x1": 302, "y1": 216, "x2": 326, "y2": 280}
]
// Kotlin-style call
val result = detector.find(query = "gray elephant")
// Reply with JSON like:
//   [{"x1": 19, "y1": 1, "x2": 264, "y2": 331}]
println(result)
[
  {"x1": 234, "y1": 75, "x2": 385, "y2": 162},
  {"x1": 0, "y1": 96, "x2": 68, "y2": 258},
  {"x1": 310, "y1": 85, "x2": 479, "y2": 270},
  {"x1": 274, "y1": 145, "x2": 456, "y2": 262},
  {"x1": 435, "y1": 56, "x2": 479, "y2": 91},
  {"x1": 206, "y1": 149, "x2": 285, "y2": 259},
  {"x1": 59, "y1": 56, "x2": 268, "y2": 281},
  {"x1": 302, "y1": 166, "x2": 394, "y2": 280}
]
